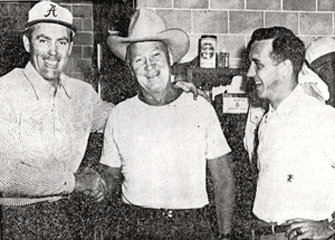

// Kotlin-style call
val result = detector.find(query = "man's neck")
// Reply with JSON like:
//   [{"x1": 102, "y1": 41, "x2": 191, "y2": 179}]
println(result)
[
  {"x1": 139, "y1": 87, "x2": 182, "y2": 106},
  {"x1": 269, "y1": 81, "x2": 298, "y2": 110}
]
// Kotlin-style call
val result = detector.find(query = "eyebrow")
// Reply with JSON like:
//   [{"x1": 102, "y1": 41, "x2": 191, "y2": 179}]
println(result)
[
  {"x1": 36, "y1": 34, "x2": 69, "y2": 42},
  {"x1": 251, "y1": 58, "x2": 261, "y2": 64}
]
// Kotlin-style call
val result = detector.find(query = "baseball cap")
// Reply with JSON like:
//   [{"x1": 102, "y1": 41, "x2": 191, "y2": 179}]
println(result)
[{"x1": 26, "y1": 1, "x2": 77, "y2": 33}]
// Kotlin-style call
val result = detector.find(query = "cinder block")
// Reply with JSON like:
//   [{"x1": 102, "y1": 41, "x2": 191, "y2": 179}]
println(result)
[
  {"x1": 247, "y1": 0, "x2": 280, "y2": 10},
  {"x1": 210, "y1": 0, "x2": 244, "y2": 10},
  {"x1": 156, "y1": 10, "x2": 192, "y2": 33},
  {"x1": 217, "y1": 35, "x2": 246, "y2": 58},
  {"x1": 300, "y1": 13, "x2": 333, "y2": 35},
  {"x1": 230, "y1": 11, "x2": 263, "y2": 34},
  {"x1": 74, "y1": 32, "x2": 93, "y2": 45},
  {"x1": 318, "y1": 0, "x2": 335, "y2": 11},
  {"x1": 70, "y1": 46, "x2": 82, "y2": 58},
  {"x1": 174, "y1": 0, "x2": 208, "y2": 9},
  {"x1": 265, "y1": 12, "x2": 298, "y2": 34},
  {"x1": 60, "y1": 4, "x2": 72, "y2": 13},
  {"x1": 71, "y1": 58, "x2": 92, "y2": 74},
  {"x1": 184, "y1": 33, "x2": 202, "y2": 62},
  {"x1": 73, "y1": 18, "x2": 82, "y2": 31},
  {"x1": 83, "y1": 19, "x2": 93, "y2": 31},
  {"x1": 283, "y1": 0, "x2": 316, "y2": 11},
  {"x1": 136, "y1": 0, "x2": 172, "y2": 8},
  {"x1": 83, "y1": 46, "x2": 94, "y2": 58},
  {"x1": 300, "y1": 36, "x2": 317, "y2": 48},
  {"x1": 193, "y1": 10, "x2": 228, "y2": 33},
  {"x1": 73, "y1": 5, "x2": 93, "y2": 18},
  {"x1": 70, "y1": 73, "x2": 85, "y2": 81}
]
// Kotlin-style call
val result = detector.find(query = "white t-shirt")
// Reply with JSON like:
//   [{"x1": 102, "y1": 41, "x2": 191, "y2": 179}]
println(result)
[
  {"x1": 253, "y1": 85, "x2": 335, "y2": 224},
  {"x1": 100, "y1": 93, "x2": 231, "y2": 209}
]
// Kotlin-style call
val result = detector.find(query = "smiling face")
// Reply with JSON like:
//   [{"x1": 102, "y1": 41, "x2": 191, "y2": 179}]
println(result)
[
  {"x1": 128, "y1": 41, "x2": 172, "y2": 96},
  {"x1": 23, "y1": 23, "x2": 73, "y2": 87},
  {"x1": 247, "y1": 39, "x2": 282, "y2": 102}
]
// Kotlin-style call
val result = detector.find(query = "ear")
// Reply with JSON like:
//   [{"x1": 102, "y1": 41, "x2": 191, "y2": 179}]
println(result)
[
  {"x1": 125, "y1": 62, "x2": 135, "y2": 77},
  {"x1": 279, "y1": 59, "x2": 293, "y2": 78},
  {"x1": 167, "y1": 48, "x2": 173, "y2": 66},
  {"x1": 23, "y1": 35, "x2": 31, "y2": 53},
  {"x1": 68, "y1": 41, "x2": 73, "y2": 56},
  {"x1": 169, "y1": 53, "x2": 174, "y2": 66}
]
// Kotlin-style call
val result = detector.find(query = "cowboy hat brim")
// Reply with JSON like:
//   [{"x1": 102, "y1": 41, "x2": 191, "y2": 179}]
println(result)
[{"x1": 107, "y1": 28, "x2": 190, "y2": 64}]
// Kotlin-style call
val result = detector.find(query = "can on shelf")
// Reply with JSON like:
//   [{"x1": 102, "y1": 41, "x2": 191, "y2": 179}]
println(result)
[
  {"x1": 199, "y1": 35, "x2": 217, "y2": 68},
  {"x1": 218, "y1": 50, "x2": 229, "y2": 68}
]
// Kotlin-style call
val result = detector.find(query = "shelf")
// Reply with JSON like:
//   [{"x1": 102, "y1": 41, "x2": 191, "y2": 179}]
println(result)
[{"x1": 186, "y1": 67, "x2": 245, "y2": 90}]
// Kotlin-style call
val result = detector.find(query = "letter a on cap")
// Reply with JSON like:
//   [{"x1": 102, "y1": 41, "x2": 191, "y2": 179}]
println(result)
[{"x1": 26, "y1": 1, "x2": 77, "y2": 32}]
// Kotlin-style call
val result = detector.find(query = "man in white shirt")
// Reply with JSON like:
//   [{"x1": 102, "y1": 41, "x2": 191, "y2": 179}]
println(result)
[
  {"x1": 247, "y1": 26, "x2": 335, "y2": 240},
  {"x1": 100, "y1": 8, "x2": 234, "y2": 240}
]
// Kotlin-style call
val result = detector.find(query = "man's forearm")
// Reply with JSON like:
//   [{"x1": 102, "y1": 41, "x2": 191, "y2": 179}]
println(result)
[
  {"x1": 214, "y1": 174, "x2": 235, "y2": 236},
  {"x1": 209, "y1": 154, "x2": 235, "y2": 237}
]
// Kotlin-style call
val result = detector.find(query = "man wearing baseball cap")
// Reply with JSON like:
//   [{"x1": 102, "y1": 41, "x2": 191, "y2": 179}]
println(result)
[
  {"x1": 0, "y1": 1, "x2": 113, "y2": 239},
  {"x1": 100, "y1": 8, "x2": 234, "y2": 239}
]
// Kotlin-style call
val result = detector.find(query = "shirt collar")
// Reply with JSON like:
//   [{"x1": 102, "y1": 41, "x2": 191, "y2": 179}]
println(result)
[
  {"x1": 267, "y1": 85, "x2": 304, "y2": 120},
  {"x1": 23, "y1": 62, "x2": 72, "y2": 100}
]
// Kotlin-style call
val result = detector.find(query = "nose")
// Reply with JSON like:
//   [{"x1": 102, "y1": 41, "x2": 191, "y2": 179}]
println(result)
[
  {"x1": 144, "y1": 57, "x2": 154, "y2": 70},
  {"x1": 48, "y1": 42, "x2": 58, "y2": 56},
  {"x1": 247, "y1": 62, "x2": 256, "y2": 78}
]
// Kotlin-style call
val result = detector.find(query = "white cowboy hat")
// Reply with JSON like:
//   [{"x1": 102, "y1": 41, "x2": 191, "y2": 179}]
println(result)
[{"x1": 107, "y1": 8, "x2": 190, "y2": 64}]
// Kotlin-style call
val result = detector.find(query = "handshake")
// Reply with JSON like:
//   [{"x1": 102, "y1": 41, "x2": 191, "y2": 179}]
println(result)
[{"x1": 74, "y1": 167, "x2": 107, "y2": 202}]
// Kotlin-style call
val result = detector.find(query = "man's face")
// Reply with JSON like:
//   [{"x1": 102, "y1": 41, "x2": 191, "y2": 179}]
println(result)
[
  {"x1": 247, "y1": 39, "x2": 281, "y2": 100},
  {"x1": 24, "y1": 23, "x2": 73, "y2": 83},
  {"x1": 129, "y1": 41, "x2": 171, "y2": 94}
]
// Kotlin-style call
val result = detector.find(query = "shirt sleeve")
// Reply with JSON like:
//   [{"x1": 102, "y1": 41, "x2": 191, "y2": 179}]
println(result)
[
  {"x1": 318, "y1": 105, "x2": 335, "y2": 167},
  {"x1": 205, "y1": 105, "x2": 231, "y2": 160},
  {"x1": 0, "y1": 90, "x2": 75, "y2": 197},
  {"x1": 89, "y1": 86, "x2": 114, "y2": 132},
  {"x1": 99, "y1": 109, "x2": 122, "y2": 168}
]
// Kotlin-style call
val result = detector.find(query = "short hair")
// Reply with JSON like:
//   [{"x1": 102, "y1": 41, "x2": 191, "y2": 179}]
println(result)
[
  {"x1": 24, "y1": 24, "x2": 74, "y2": 42},
  {"x1": 247, "y1": 26, "x2": 305, "y2": 78},
  {"x1": 125, "y1": 41, "x2": 172, "y2": 66}
]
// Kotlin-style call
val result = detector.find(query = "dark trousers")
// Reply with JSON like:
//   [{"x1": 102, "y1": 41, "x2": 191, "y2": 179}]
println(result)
[
  {"x1": 1, "y1": 196, "x2": 101, "y2": 240},
  {"x1": 104, "y1": 203, "x2": 214, "y2": 240},
  {"x1": 2, "y1": 199, "x2": 74, "y2": 240}
]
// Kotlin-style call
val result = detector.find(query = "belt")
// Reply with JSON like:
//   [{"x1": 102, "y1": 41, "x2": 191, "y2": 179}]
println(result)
[
  {"x1": 123, "y1": 204, "x2": 206, "y2": 220},
  {"x1": 255, "y1": 223, "x2": 288, "y2": 236}
]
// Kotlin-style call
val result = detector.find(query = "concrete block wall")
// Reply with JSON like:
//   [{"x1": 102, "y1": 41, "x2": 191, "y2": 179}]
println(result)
[
  {"x1": 137, "y1": 0, "x2": 335, "y2": 67},
  {"x1": 54, "y1": 0, "x2": 94, "y2": 80},
  {"x1": 0, "y1": 0, "x2": 94, "y2": 80}
]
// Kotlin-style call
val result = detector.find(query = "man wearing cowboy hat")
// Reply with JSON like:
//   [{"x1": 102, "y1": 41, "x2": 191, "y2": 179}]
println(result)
[
  {"x1": 0, "y1": 1, "x2": 210, "y2": 238},
  {"x1": 100, "y1": 8, "x2": 234, "y2": 239}
]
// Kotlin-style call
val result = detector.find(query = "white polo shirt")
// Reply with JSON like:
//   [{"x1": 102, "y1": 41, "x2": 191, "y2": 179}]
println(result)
[{"x1": 253, "y1": 85, "x2": 335, "y2": 224}]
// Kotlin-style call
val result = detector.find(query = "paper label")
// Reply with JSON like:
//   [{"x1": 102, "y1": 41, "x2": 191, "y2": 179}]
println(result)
[{"x1": 223, "y1": 96, "x2": 249, "y2": 114}]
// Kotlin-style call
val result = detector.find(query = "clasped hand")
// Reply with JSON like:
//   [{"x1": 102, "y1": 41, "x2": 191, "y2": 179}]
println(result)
[
  {"x1": 74, "y1": 167, "x2": 106, "y2": 202},
  {"x1": 285, "y1": 218, "x2": 335, "y2": 240}
]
